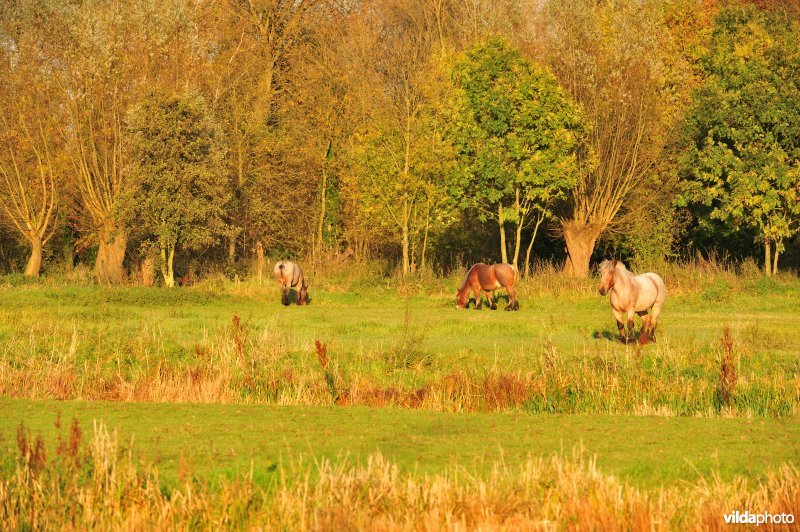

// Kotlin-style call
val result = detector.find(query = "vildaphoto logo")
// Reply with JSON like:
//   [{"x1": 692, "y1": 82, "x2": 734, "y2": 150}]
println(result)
[{"x1": 723, "y1": 511, "x2": 795, "y2": 526}]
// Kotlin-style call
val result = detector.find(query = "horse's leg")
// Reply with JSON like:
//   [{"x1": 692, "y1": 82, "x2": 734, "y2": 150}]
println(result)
[
  {"x1": 281, "y1": 283, "x2": 290, "y2": 306},
  {"x1": 505, "y1": 285, "x2": 518, "y2": 310},
  {"x1": 626, "y1": 310, "x2": 636, "y2": 344},
  {"x1": 637, "y1": 311, "x2": 651, "y2": 344},
  {"x1": 485, "y1": 291, "x2": 497, "y2": 310},
  {"x1": 649, "y1": 304, "x2": 662, "y2": 342},
  {"x1": 472, "y1": 282, "x2": 483, "y2": 310},
  {"x1": 612, "y1": 309, "x2": 626, "y2": 342}
]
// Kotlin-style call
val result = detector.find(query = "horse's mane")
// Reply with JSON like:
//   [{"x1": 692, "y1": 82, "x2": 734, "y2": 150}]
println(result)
[
  {"x1": 458, "y1": 264, "x2": 475, "y2": 292},
  {"x1": 599, "y1": 259, "x2": 627, "y2": 273}
]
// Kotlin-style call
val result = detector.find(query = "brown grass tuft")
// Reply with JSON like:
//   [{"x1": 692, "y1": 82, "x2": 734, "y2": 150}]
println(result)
[
  {"x1": 482, "y1": 370, "x2": 530, "y2": 410},
  {"x1": 718, "y1": 326, "x2": 737, "y2": 409},
  {"x1": 232, "y1": 314, "x2": 254, "y2": 392},
  {"x1": 16, "y1": 423, "x2": 47, "y2": 474}
]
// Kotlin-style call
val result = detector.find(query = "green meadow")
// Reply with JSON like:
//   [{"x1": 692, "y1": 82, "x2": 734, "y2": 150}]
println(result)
[
  {"x1": 2, "y1": 399, "x2": 799, "y2": 489},
  {"x1": 0, "y1": 270, "x2": 799, "y2": 528}
]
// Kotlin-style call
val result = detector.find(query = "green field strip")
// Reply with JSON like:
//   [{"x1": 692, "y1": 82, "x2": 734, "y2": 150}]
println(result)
[{"x1": 1, "y1": 398, "x2": 797, "y2": 489}]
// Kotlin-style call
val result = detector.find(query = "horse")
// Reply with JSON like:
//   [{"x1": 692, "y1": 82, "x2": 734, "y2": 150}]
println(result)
[
  {"x1": 597, "y1": 259, "x2": 666, "y2": 344},
  {"x1": 274, "y1": 261, "x2": 308, "y2": 306},
  {"x1": 456, "y1": 263, "x2": 519, "y2": 310}
]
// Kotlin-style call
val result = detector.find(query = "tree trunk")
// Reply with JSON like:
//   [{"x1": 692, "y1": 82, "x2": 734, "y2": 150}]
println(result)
[
  {"x1": 316, "y1": 151, "x2": 329, "y2": 266},
  {"x1": 161, "y1": 245, "x2": 175, "y2": 287},
  {"x1": 563, "y1": 223, "x2": 602, "y2": 278},
  {"x1": 512, "y1": 188, "x2": 525, "y2": 267},
  {"x1": 95, "y1": 222, "x2": 127, "y2": 284},
  {"x1": 499, "y1": 203, "x2": 508, "y2": 264},
  {"x1": 141, "y1": 256, "x2": 155, "y2": 287},
  {"x1": 24, "y1": 236, "x2": 43, "y2": 277},
  {"x1": 773, "y1": 242, "x2": 780, "y2": 275},
  {"x1": 420, "y1": 201, "x2": 431, "y2": 271},
  {"x1": 764, "y1": 240, "x2": 772, "y2": 277},
  {"x1": 228, "y1": 234, "x2": 236, "y2": 264},
  {"x1": 524, "y1": 215, "x2": 544, "y2": 278},
  {"x1": 401, "y1": 104, "x2": 412, "y2": 276},
  {"x1": 255, "y1": 241, "x2": 265, "y2": 281},
  {"x1": 401, "y1": 199, "x2": 410, "y2": 275}
]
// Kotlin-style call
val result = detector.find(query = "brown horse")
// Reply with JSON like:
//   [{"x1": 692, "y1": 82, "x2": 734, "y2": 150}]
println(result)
[
  {"x1": 456, "y1": 263, "x2": 519, "y2": 310},
  {"x1": 274, "y1": 261, "x2": 308, "y2": 305},
  {"x1": 597, "y1": 260, "x2": 666, "y2": 344}
]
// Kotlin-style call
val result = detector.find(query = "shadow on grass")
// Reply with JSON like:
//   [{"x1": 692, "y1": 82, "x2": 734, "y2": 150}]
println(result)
[
  {"x1": 281, "y1": 289, "x2": 313, "y2": 306},
  {"x1": 592, "y1": 329, "x2": 655, "y2": 346}
]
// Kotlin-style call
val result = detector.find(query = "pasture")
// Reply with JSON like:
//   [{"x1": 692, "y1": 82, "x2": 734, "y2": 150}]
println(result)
[{"x1": 1, "y1": 264, "x2": 799, "y2": 528}]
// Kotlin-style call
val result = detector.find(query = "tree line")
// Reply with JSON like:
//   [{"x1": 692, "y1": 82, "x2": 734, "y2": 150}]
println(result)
[{"x1": 0, "y1": 0, "x2": 798, "y2": 285}]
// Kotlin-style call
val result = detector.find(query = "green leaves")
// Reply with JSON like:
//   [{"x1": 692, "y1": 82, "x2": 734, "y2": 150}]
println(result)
[
  {"x1": 681, "y1": 5, "x2": 800, "y2": 249},
  {"x1": 449, "y1": 37, "x2": 585, "y2": 219},
  {"x1": 125, "y1": 91, "x2": 229, "y2": 262}
]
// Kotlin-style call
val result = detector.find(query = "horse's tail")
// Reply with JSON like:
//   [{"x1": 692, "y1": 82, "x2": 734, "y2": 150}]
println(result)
[
  {"x1": 278, "y1": 263, "x2": 285, "y2": 270},
  {"x1": 510, "y1": 263, "x2": 519, "y2": 287}
]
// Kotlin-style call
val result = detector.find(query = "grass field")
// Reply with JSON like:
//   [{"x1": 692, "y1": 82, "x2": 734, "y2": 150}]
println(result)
[
  {"x1": 1, "y1": 266, "x2": 799, "y2": 528},
  {"x1": 1, "y1": 268, "x2": 798, "y2": 414},
  {"x1": 3, "y1": 399, "x2": 799, "y2": 488}
]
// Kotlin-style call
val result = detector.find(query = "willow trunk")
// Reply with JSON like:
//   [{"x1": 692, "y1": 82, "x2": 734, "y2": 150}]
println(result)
[
  {"x1": 563, "y1": 224, "x2": 602, "y2": 278},
  {"x1": 24, "y1": 236, "x2": 43, "y2": 277},
  {"x1": 96, "y1": 222, "x2": 127, "y2": 284}
]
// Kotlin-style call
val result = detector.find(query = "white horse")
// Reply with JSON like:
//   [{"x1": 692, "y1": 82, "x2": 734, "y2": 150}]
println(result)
[
  {"x1": 274, "y1": 261, "x2": 308, "y2": 306},
  {"x1": 597, "y1": 260, "x2": 666, "y2": 344}
]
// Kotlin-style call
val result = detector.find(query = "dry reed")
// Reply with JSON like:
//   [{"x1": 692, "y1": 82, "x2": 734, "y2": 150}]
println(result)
[{"x1": 2, "y1": 421, "x2": 798, "y2": 530}]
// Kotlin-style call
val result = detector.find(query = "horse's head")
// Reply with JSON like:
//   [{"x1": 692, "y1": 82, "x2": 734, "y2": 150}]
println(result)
[
  {"x1": 597, "y1": 259, "x2": 618, "y2": 296},
  {"x1": 298, "y1": 283, "x2": 309, "y2": 305},
  {"x1": 455, "y1": 288, "x2": 469, "y2": 309}
]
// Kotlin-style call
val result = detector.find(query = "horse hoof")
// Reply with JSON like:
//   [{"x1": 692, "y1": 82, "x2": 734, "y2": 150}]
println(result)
[{"x1": 491, "y1": 305, "x2": 497, "y2": 310}]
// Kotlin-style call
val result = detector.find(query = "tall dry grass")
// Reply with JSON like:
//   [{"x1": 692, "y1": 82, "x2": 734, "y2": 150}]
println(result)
[
  {"x1": 0, "y1": 316, "x2": 797, "y2": 416},
  {"x1": 2, "y1": 420, "x2": 798, "y2": 530}
]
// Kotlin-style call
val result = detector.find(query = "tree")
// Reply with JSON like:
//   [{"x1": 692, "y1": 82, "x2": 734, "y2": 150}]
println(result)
[
  {"x1": 0, "y1": 116, "x2": 59, "y2": 276},
  {"x1": 125, "y1": 93, "x2": 229, "y2": 287},
  {"x1": 222, "y1": 0, "x2": 318, "y2": 122},
  {"x1": 63, "y1": 0, "x2": 214, "y2": 283},
  {"x1": 450, "y1": 37, "x2": 584, "y2": 267},
  {"x1": 342, "y1": 0, "x2": 455, "y2": 276},
  {"x1": 0, "y1": 0, "x2": 66, "y2": 276},
  {"x1": 535, "y1": 0, "x2": 680, "y2": 277},
  {"x1": 680, "y1": 4, "x2": 800, "y2": 275}
]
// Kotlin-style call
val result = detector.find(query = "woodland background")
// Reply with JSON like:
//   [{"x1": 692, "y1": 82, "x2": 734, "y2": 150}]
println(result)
[{"x1": 1, "y1": 0, "x2": 799, "y2": 285}]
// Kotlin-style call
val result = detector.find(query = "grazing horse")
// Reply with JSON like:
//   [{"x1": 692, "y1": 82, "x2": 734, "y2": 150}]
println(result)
[
  {"x1": 597, "y1": 260, "x2": 666, "y2": 344},
  {"x1": 456, "y1": 263, "x2": 519, "y2": 310},
  {"x1": 274, "y1": 261, "x2": 308, "y2": 306}
]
